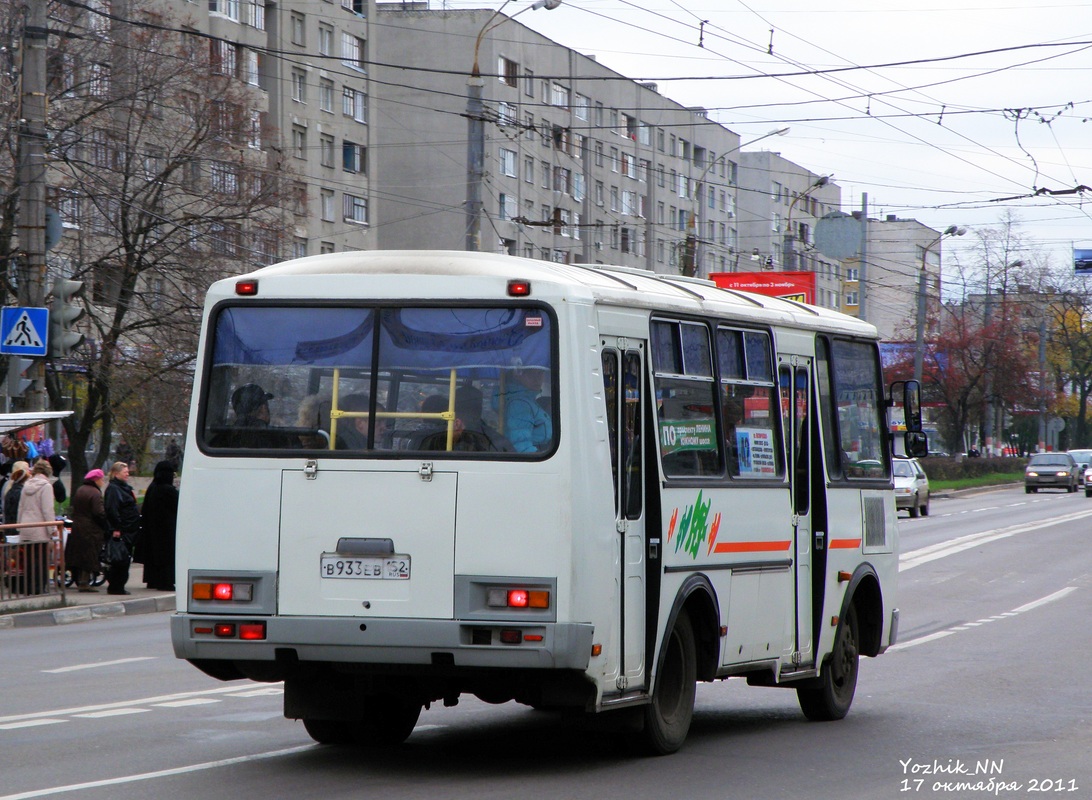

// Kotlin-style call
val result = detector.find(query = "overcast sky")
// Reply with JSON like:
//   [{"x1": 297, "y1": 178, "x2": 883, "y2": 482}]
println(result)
[{"x1": 439, "y1": 0, "x2": 1092, "y2": 280}]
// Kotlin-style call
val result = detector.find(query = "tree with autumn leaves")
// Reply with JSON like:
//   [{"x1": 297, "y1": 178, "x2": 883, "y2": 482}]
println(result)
[
  {"x1": 1, "y1": 0, "x2": 293, "y2": 479},
  {"x1": 891, "y1": 214, "x2": 1092, "y2": 454}
]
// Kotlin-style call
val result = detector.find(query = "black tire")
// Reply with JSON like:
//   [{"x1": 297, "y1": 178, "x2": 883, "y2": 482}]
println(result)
[
  {"x1": 303, "y1": 697, "x2": 420, "y2": 747},
  {"x1": 636, "y1": 612, "x2": 697, "y2": 755},
  {"x1": 797, "y1": 603, "x2": 859, "y2": 722},
  {"x1": 354, "y1": 696, "x2": 422, "y2": 746},
  {"x1": 1026, "y1": 487, "x2": 1032, "y2": 494},
  {"x1": 303, "y1": 718, "x2": 354, "y2": 745},
  {"x1": 1085, "y1": 488, "x2": 1091, "y2": 498},
  {"x1": 908, "y1": 504, "x2": 919, "y2": 518}
]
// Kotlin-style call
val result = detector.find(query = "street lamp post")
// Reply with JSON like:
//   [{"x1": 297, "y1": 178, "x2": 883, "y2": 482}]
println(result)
[
  {"x1": 681, "y1": 126, "x2": 789, "y2": 277},
  {"x1": 983, "y1": 258, "x2": 1024, "y2": 456},
  {"x1": 465, "y1": 0, "x2": 561, "y2": 252},
  {"x1": 783, "y1": 174, "x2": 831, "y2": 271},
  {"x1": 913, "y1": 224, "x2": 965, "y2": 385}
]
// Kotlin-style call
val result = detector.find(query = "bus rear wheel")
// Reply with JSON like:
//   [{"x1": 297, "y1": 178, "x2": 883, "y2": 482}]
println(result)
[
  {"x1": 636, "y1": 612, "x2": 696, "y2": 755},
  {"x1": 797, "y1": 603, "x2": 859, "y2": 721},
  {"x1": 303, "y1": 696, "x2": 421, "y2": 747}
]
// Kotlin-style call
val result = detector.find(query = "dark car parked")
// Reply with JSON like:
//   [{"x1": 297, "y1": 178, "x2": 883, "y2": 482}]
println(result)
[{"x1": 1025, "y1": 452, "x2": 1080, "y2": 493}]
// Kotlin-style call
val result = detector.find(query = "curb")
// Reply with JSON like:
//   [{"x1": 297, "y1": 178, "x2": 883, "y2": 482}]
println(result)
[{"x1": 0, "y1": 594, "x2": 175, "y2": 630}]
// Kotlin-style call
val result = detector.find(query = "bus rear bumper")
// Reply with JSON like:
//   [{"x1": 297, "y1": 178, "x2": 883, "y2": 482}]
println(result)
[{"x1": 170, "y1": 613, "x2": 594, "y2": 672}]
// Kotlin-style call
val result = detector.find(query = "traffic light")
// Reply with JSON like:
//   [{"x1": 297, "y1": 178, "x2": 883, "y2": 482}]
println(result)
[
  {"x1": 49, "y1": 277, "x2": 86, "y2": 358},
  {"x1": 5, "y1": 356, "x2": 34, "y2": 398}
]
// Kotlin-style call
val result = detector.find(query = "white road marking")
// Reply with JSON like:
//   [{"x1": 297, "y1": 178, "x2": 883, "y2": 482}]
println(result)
[
  {"x1": 153, "y1": 698, "x2": 222, "y2": 708},
  {"x1": 0, "y1": 745, "x2": 314, "y2": 800},
  {"x1": 72, "y1": 708, "x2": 150, "y2": 719},
  {"x1": 890, "y1": 587, "x2": 1077, "y2": 651},
  {"x1": 0, "y1": 719, "x2": 66, "y2": 730},
  {"x1": 900, "y1": 507, "x2": 1092, "y2": 571},
  {"x1": 0, "y1": 685, "x2": 273, "y2": 725},
  {"x1": 43, "y1": 657, "x2": 157, "y2": 674}
]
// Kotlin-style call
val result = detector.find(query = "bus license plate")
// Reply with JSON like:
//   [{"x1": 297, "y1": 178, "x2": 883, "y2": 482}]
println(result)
[{"x1": 320, "y1": 555, "x2": 411, "y2": 580}]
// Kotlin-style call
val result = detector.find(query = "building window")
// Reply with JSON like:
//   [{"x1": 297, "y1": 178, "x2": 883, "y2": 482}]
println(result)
[
  {"x1": 498, "y1": 56, "x2": 519, "y2": 87},
  {"x1": 320, "y1": 134, "x2": 334, "y2": 167},
  {"x1": 845, "y1": 291, "x2": 859, "y2": 306},
  {"x1": 498, "y1": 101, "x2": 517, "y2": 126},
  {"x1": 321, "y1": 241, "x2": 336, "y2": 254},
  {"x1": 290, "y1": 12, "x2": 305, "y2": 45},
  {"x1": 341, "y1": 33, "x2": 365, "y2": 71},
  {"x1": 341, "y1": 0, "x2": 365, "y2": 12},
  {"x1": 210, "y1": 161, "x2": 239, "y2": 196},
  {"x1": 574, "y1": 93, "x2": 589, "y2": 120},
  {"x1": 342, "y1": 87, "x2": 367, "y2": 122},
  {"x1": 291, "y1": 126, "x2": 306, "y2": 159},
  {"x1": 244, "y1": 50, "x2": 260, "y2": 85},
  {"x1": 524, "y1": 69, "x2": 534, "y2": 98},
  {"x1": 523, "y1": 155, "x2": 534, "y2": 183},
  {"x1": 343, "y1": 141, "x2": 365, "y2": 173},
  {"x1": 246, "y1": 0, "x2": 264, "y2": 29},
  {"x1": 209, "y1": 40, "x2": 237, "y2": 76},
  {"x1": 292, "y1": 237, "x2": 308, "y2": 258},
  {"x1": 551, "y1": 83, "x2": 570, "y2": 108},
  {"x1": 343, "y1": 193, "x2": 368, "y2": 224},
  {"x1": 320, "y1": 189, "x2": 335, "y2": 221},
  {"x1": 318, "y1": 24, "x2": 333, "y2": 55},
  {"x1": 499, "y1": 148, "x2": 517, "y2": 177},
  {"x1": 291, "y1": 69, "x2": 307, "y2": 103},
  {"x1": 498, "y1": 193, "x2": 516, "y2": 220},
  {"x1": 209, "y1": 0, "x2": 240, "y2": 21},
  {"x1": 319, "y1": 78, "x2": 334, "y2": 112}
]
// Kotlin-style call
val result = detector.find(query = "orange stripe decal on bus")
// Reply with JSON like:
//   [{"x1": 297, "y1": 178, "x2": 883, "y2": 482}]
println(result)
[
  {"x1": 829, "y1": 538, "x2": 862, "y2": 549},
  {"x1": 712, "y1": 540, "x2": 792, "y2": 554}
]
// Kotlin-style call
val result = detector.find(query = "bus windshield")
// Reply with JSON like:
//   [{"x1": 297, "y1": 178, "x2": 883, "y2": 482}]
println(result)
[{"x1": 200, "y1": 304, "x2": 555, "y2": 456}]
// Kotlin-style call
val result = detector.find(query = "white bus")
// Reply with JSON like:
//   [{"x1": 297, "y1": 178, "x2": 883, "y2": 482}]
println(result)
[{"x1": 171, "y1": 251, "x2": 924, "y2": 754}]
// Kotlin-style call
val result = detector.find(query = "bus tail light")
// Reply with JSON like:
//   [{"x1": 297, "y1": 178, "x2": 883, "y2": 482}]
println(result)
[
  {"x1": 192, "y1": 582, "x2": 254, "y2": 602},
  {"x1": 204, "y1": 622, "x2": 265, "y2": 640},
  {"x1": 486, "y1": 587, "x2": 550, "y2": 609}
]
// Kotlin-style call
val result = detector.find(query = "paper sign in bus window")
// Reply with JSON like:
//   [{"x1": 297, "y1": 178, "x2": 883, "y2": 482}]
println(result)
[{"x1": 736, "y1": 427, "x2": 777, "y2": 476}]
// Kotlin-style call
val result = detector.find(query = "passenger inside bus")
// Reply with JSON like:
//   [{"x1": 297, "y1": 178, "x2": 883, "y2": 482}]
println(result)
[
  {"x1": 217, "y1": 383, "x2": 285, "y2": 448},
  {"x1": 416, "y1": 387, "x2": 514, "y2": 453},
  {"x1": 335, "y1": 394, "x2": 388, "y2": 450},
  {"x1": 496, "y1": 367, "x2": 553, "y2": 453}
]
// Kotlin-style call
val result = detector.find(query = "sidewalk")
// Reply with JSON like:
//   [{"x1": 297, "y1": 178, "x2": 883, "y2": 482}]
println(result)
[{"x1": 0, "y1": 584, "x2": 175, "y2": 630}]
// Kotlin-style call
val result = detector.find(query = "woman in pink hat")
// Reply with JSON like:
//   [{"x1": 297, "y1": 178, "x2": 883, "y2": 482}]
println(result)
[{"x1": 66, "y1": 469, "x2": 109, "y2": 592}]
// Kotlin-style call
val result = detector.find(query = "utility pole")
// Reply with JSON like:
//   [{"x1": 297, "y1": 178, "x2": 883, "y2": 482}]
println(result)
[
  {"x1": 857, "y1": 193, "x2": 868, "y2": 323},
  {"x1": 16, "y1": 0, "x2": 50, "y2": 411}
]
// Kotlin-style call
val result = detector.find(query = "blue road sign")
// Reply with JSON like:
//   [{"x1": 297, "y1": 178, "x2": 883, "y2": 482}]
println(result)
[{"x1": 1, "y1": 307, "x2": 50, "y2": 356}]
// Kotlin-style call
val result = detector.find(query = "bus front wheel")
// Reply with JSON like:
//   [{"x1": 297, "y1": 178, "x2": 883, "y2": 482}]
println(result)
[
  {"x1": 637, "y1": 612, "x2": 697, "y2": 755},
  {"x1": 797, "y1": 602, "x2": 859, "y2": 721}
]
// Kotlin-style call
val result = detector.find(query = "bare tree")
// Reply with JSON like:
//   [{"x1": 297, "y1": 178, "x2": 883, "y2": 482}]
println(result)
[{"x1": 1, "y1": 1, "x2": 293, "y2": 478}]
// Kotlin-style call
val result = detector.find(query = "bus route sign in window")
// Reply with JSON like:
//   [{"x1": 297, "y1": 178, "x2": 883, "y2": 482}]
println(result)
[{"x1": 201, "y1": 304, "x2": 556, "y2": 457}]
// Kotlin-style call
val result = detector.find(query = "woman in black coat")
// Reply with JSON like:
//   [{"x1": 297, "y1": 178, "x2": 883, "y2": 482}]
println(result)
[
  {"x1": 139, "y1": 460, "x2": 178, "y2": 591},
  {"x1": 67, "y1": 469, "x2": 109, "y2": 592}
]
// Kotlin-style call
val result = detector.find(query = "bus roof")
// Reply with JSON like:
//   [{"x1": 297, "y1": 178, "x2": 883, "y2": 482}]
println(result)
[{"x1": 219, "y1": 251, "x2": 877, "y2": 339}]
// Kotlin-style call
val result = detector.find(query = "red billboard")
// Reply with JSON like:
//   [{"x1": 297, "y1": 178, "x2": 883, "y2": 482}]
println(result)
[{"x1": 709, "y1": 271, "x2": 816, "y2": 304}]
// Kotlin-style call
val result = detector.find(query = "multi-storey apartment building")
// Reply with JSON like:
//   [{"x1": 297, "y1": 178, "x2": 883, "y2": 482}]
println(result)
[
  {"x1": 371, "y1": 6, "x2": 743, "y2": 275},
  {"x1": 736, "y1": 151, "x2": 844, "y2": 311}
]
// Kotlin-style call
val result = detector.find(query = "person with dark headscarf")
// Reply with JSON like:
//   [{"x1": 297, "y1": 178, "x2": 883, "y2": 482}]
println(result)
[{"x1": 138, "y1": 461, "x2": 179, "y2": 591}]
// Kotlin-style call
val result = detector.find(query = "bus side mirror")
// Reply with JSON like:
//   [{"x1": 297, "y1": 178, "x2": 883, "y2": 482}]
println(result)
[
  {"x1": 902, "y1": 379, "x2": 922, "y2": 432},
  {"x1": 904, "y1": 430, "x2": 928, "y2": 459}
]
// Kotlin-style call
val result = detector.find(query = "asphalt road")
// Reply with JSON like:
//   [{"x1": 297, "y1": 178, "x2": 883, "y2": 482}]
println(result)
[{"x1": 1, "y1": 486, "x2": 1089, "y2": 800}]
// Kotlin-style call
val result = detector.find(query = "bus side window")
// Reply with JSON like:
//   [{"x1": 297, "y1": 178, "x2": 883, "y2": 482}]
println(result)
[
  {"x1": 651, "y1": 320, "x2": 721, "y2": 478},
  {"x1": 602, "y1": 348, "x2": 620, "y2": 508}
]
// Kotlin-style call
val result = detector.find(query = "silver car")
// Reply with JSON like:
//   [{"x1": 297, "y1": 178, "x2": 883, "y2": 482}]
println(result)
[
  {"x1": 1025, "y1": 453, "x2": 1079, "y2": 493},
  {"x1": 893, "y1": 457, "x2": 930, "y2": 517}
]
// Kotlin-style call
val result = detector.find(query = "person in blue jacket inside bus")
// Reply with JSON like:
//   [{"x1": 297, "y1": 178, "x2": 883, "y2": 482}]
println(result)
[{"x1": 497, "y1": 366, "x2": 552, "y2": 453}]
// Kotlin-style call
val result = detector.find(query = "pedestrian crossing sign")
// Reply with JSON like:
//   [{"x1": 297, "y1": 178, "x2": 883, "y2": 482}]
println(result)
[{"x1": 0, "y1": 307, "x2": 49, "y2": 356}]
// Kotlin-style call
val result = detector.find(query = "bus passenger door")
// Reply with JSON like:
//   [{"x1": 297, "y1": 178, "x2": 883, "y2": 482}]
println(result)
[
  {"x1": 779, "y1": 359, "x2": 814, "y2": 666},
  {"x1": 602, "y1": 340, "x2": 647, "y2": 691}
]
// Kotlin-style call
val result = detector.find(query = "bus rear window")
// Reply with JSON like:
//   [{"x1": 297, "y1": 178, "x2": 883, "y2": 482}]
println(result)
[{"x1": 201, "y1": 305, "x2": 555, "y2": 456}]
